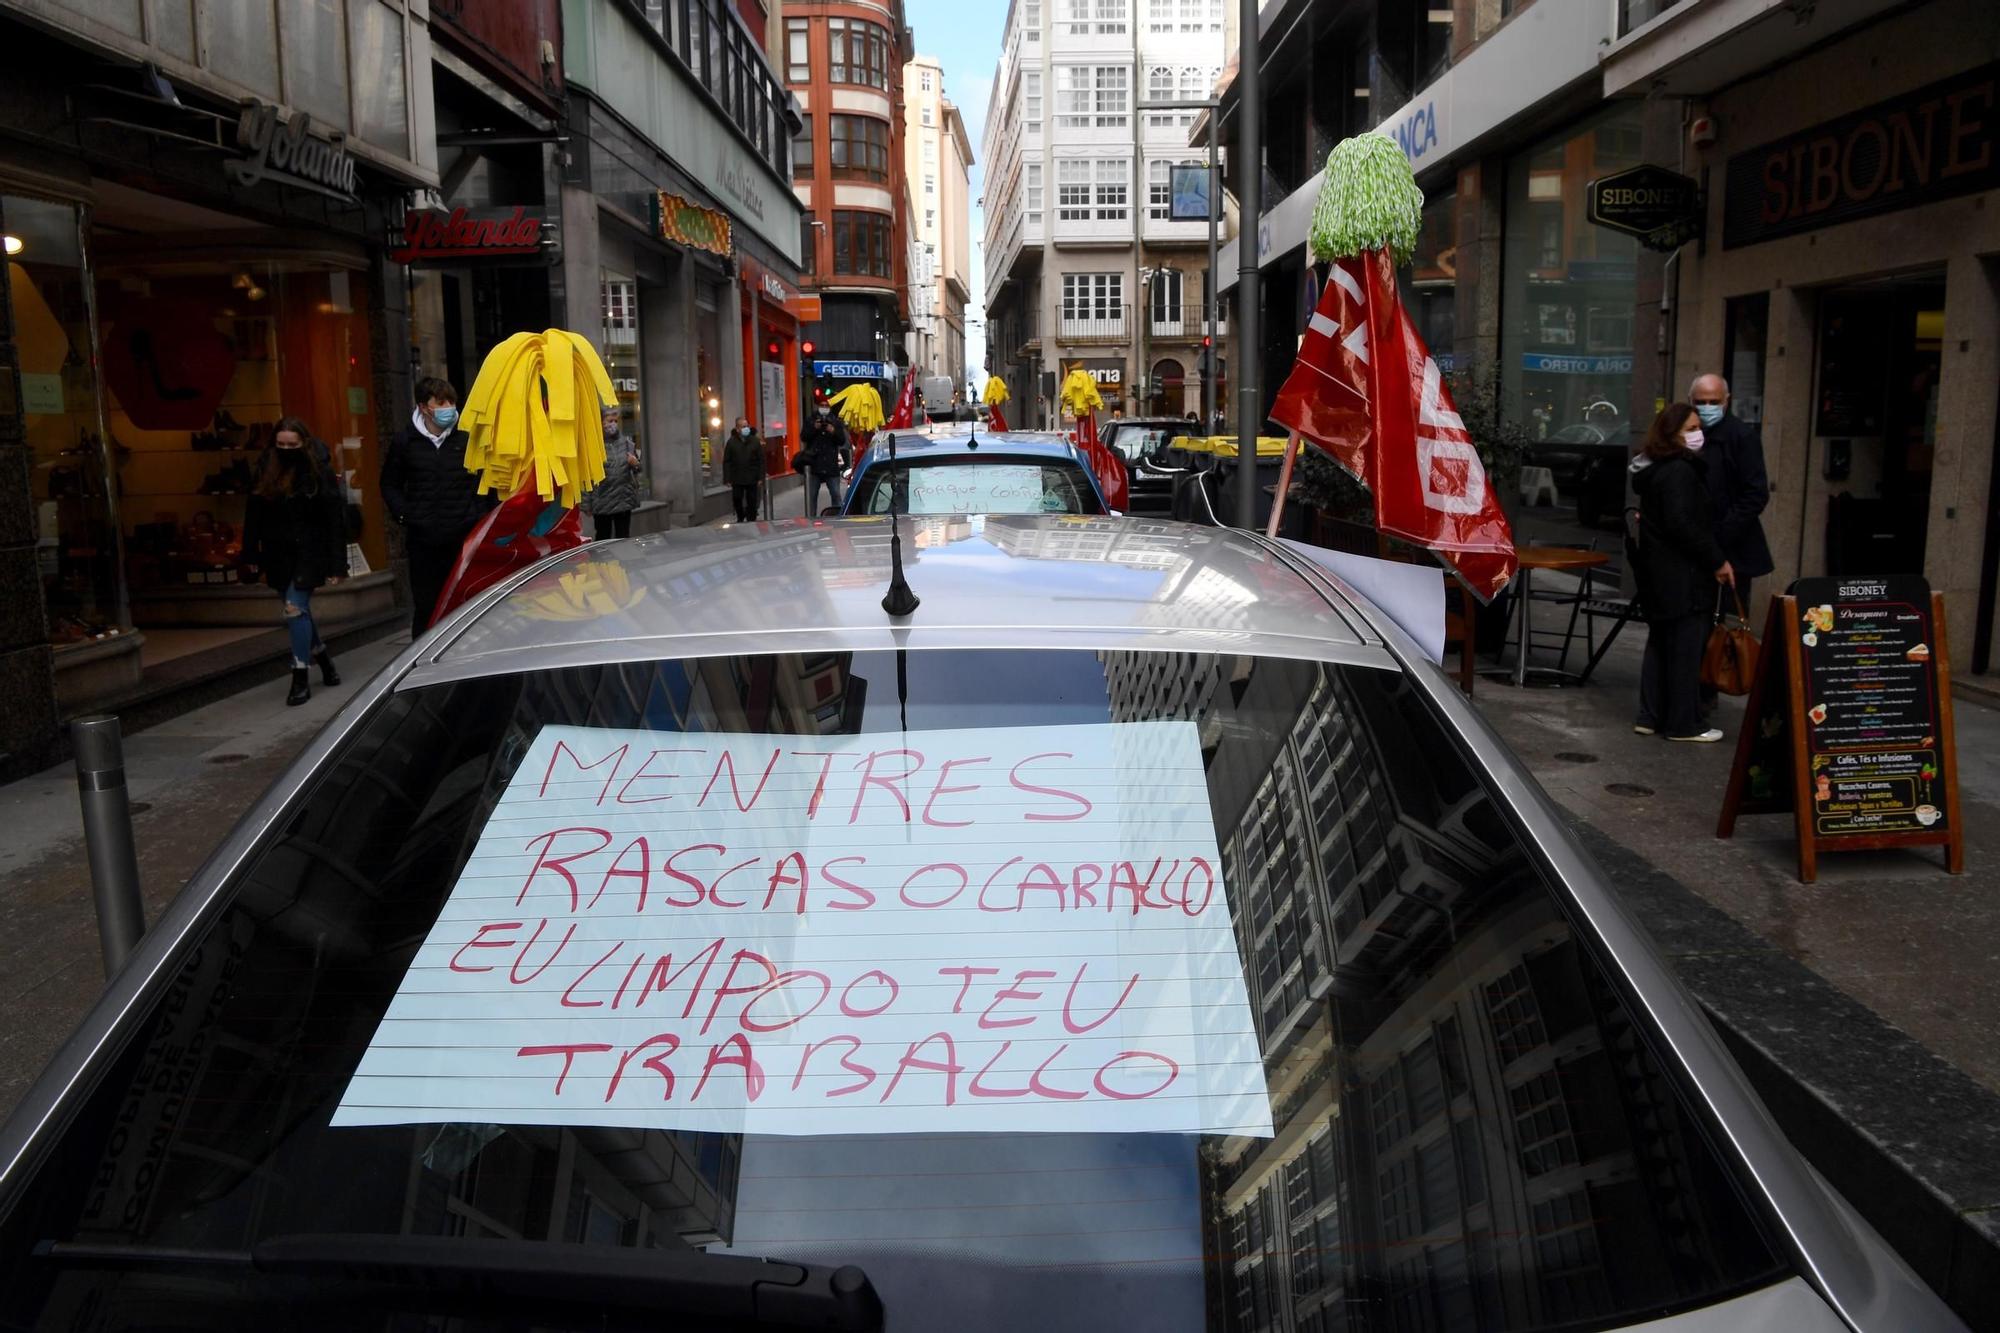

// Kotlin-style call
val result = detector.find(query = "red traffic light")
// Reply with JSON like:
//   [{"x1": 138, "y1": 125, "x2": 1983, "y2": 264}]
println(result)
[
  {"x1": 802, "y1": 339, "x2": 817, "y2": 357},
  {"x1": 1201, "y1": 335, "x2": 1212, "y2": 347},
  {"x1": 767, "y1": 340, "x2": 781, "y2": 358}
]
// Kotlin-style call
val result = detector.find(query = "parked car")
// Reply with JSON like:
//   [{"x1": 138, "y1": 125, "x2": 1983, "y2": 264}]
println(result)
[
  {"x1": 840, "y1": 427, "x2": 1108, "y2": 516},
  {"x1": 1528, "y1": 423, "x2": 1633, "y2": 527},
  {"x1": 0, "y1": 518, "x2": 1964, "y2": 1332},
  {"x1": 1099, "y1": 418, "x2": 1201, "y2": 515}
]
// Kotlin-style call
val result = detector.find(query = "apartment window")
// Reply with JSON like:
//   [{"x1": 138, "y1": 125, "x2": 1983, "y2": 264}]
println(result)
[
  {"x1": 1147, "y1": 0, "x2": 1172, "y2": 32},
  {"x1": 921, "y1": 69, "x2": 934, "y2": 91},
  {"x1": 1058, "y1": 66, "x2": 1126, "y2": 128},
  {"x1": 1062, "y1": 272, "x2": 1122, "y2": 320},
  {"x1": 1178, "y1": 0, "x2": 1203, "y2": 30},
  {"x1": 1095, "y1": 66, "x2": 1128, "y2": 125},
  {"x1": 1093, "y1": 0, "x2": 1127, "y2": 33},
  {"x1": 1095, "y1": 158, "x2": 1127, "y2": 220},
  {"x1": 795, "y1": 114, "x2": 813, "y2": 174},
  {"x1": 924, "y1": 139, "x2": 936, "y2": 161},
  {"x1": 1150, "y1": 267, "x2": 1185, "y2": 323},
  {"x1": 828, "y1": 18, "x2": 891, "y2": 89},
  {"x1": 1024, "y1": 70, "x2": 1043, "y2": 126},
  {"x1": 1147, "y1": 66, "x2": 1174, "y2": 128},
  {"x1": 925, "y1": 207, "x2": 936, "y2": 230},
  {"x1": 1181, "y1": 66, "x2": 1212, "y2": 109},
  {"x1": 832, "y1": 211, "x2": 892, "y2": 277},
  {"x1": 922, "y1": 105, "x2": 934, "y2": 126},
  {"x1": 1026, "y1": 162, "x2": 1044, "y2": 221},
  {"x1": 924, "y1": 172, "x2": 935, "y2": 195},
  {"x1": 1208, "y1": 0, "x2": 1223, "y2": 28},
  {"x1": 1025, "y1": 0, "x2": 1042, "y2": 36},
  {"x1": 829, "y1": 114, "x2": 891, "y2": 181},
  {"x1": 801, "y1": 214, "x2": 817, "y2": 274},
  {"x1": 785, "y1": 19, "x2": 809, "y2": 81},
  {"x1": 1057, "y1": 160, "x2": 1092, "y2": 220}
]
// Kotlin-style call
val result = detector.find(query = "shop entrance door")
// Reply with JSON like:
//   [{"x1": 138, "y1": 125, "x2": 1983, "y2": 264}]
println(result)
[{"x1": 1814, "y1": 274, "x2": 1944, "y2": 576}]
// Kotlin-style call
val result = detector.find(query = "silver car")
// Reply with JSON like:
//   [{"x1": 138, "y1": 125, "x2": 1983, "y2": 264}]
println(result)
[{"x1": 0, "y1": 516, "x2": 1963, "y2": 1332}]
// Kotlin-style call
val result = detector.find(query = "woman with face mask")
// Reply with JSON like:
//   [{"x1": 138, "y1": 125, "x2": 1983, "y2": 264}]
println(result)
[
  {"x1": 241, "y1": 417, "x2": 347, "y2": 706},
  {"x1": 1628, "y1": 403, "x2": 1736, "y2": 742},
  {"x1": 581, "y1": 405, "x2": 643, "y2": 540}
]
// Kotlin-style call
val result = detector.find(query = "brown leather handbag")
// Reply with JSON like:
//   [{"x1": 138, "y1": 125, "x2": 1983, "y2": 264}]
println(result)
[{"x1": 1701, "y1": 586, "x2": 1760, "y2": 696}]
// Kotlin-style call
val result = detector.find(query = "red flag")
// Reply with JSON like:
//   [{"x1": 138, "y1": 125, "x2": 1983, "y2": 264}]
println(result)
[
  {"x1": 428, "y1": 483, "x2": 586, "y2": 630},
  {"x1": 1271, "y1": 248, "x2": 1516, "y2": 601},
  {"x1": 886, "y1": 374, "x2": 917, "y2": 429},
  {"x1": 987, "y1": 404, "x2": 1009, "y2": 431},
  {"x1": 1070, "y1": 413, "x2": 1130, "y2": 512}
]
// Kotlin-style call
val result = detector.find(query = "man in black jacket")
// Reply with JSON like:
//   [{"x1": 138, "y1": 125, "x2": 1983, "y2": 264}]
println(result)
[
  {"x1": 381, "y1": 376, "x2": 494, "y2": 637},
  {"x1": 798, "y1": 406, "x2": 851, "y2": 515},
  {"x1": 1690, "y1": 374, "x2": 1773, "y2": 701}
]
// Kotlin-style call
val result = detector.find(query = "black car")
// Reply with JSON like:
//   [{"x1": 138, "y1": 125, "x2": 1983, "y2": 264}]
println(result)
[{"x1": 1098, "y1": 418, "x2": 1198, "y2": 515}]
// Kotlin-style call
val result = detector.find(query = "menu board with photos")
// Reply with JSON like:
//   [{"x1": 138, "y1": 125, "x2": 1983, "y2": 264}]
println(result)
[{"x1": 1718, "y1": 576, "x2": 1963, "y2": 883}]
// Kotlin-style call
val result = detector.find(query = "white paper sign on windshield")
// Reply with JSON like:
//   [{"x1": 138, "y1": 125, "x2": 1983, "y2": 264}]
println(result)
[
  {"x1": 333, "y1": 722, "x2": 1274, "y2": 1138},
  {"x1": 908, "y1": 464, "x2": 1060, "y2": 515}
]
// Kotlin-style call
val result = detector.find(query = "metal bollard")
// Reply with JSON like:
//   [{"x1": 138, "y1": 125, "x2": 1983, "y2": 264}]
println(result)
[{"x1": 71, "y1": 715, "x2": 146, "y2": 977}]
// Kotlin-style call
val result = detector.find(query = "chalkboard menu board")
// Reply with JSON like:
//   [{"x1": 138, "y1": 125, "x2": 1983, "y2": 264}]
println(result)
[{"x1": 1719, "y1": 576, "x2": 1963, "y2": 882}]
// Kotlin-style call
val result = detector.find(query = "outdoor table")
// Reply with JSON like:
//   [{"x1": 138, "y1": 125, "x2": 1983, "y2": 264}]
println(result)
[{"x1": 1490, "y1": 545, "x2": 1612, "y2": 687}]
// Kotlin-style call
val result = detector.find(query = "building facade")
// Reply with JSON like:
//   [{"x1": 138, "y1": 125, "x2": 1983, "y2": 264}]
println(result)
[
  {"x1": 982, "y1": 0, "x2": 1227, "y2": 427},
  {"x1": 903, "y1": 54, "x2": 974, "y2": 393},
  {"x1": 0, "y1": 0, "x2": 440, "y2": 778},
  {"x1": 561, "y1": 0, "x2": 808, "y2": 526},
  {"x1": 781, "y1": 0, "x2": 915, "y2": 400}
]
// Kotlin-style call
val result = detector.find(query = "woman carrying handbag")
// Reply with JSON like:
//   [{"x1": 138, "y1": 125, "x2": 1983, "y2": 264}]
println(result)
[{"x1": 1628, "y1": 403, "x2": 1736, "y2": 742}]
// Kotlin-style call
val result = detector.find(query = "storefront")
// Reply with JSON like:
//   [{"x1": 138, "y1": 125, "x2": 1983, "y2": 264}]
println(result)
[
  {"x1": 1667, "y1": 0, "x2": 2000, "y2": 673},
  {"x1": 739, "y1": 255, "x2": 802, "y2": 484},
  {"x1": 0, "y1": 8, "x2": 434, "y2": 774}
]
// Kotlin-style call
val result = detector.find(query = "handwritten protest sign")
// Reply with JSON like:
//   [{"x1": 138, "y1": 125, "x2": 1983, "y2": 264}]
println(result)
[
  {"x1": 334, "y1": 722, "x2": 1273, "y2": 1137},
  {"x1": 908, "y1": 464, "x2": 1060, "y2": 515}
]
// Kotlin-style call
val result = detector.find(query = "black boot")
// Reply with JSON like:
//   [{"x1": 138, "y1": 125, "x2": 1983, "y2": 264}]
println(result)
[
  {"x1": 286, "y1": 667, "x2": 311, "y2": 706},
  {"x1": 315, "y1": 648, "x2": 340, "y2": 686}
]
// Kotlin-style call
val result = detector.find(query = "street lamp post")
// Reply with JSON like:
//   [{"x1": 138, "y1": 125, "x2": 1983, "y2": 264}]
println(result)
[{"x1": 1233, "y1": 0, "x2": 1260, "y2": 530}]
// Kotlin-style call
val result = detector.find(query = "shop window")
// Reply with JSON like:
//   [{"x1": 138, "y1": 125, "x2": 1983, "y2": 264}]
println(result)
[
  {"x1": 829, "y1": 115, "x2": 890, "y2": 182},
  {"x1": 800, "y1": 214, "x2": 818, "y2": 274},
  {"x1": 1399, "y1": 189, "x2": 1456, "y2": 363},
  {"x1": 601, "y1": 273, "x2": 643, "y2": 461},
  {"x1": 8, "y1": 195, "x2": 124, "y2": 647},
  {"x1": 348, "y1": 0, "x2": 410, "y2": 157},
  {"x1": 1501, "y1": 103, "x2": 1646, "y2": 444},
  {"x1": 1723, "y1": 293, "x2": 1770, "y2": 427},
  {"x1": 695, "y1": 280, "x2": 726, "y2": 489}
]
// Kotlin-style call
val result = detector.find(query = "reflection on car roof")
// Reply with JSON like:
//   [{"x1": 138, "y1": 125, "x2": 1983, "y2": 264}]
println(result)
[{"x1": 417, "y1": 517, "x2": 1386, "y2": 681}]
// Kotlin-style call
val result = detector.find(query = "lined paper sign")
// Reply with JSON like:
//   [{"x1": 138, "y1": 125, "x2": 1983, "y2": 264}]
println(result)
[
  {"x1": 333, "y1": 722, "x2": 1273, "y2": 1138},
  {"x1": 909, "y1": 464, "x2": 1059, "y2": 514}
]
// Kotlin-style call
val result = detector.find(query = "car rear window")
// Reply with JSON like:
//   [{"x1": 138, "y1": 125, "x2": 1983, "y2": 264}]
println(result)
[
  {"x1": 856, "y1": 459, "x2": 1102, "y2": 515},
  {"x1": 0, "y1": 650, "x2": 1782, "y2": 1331}
]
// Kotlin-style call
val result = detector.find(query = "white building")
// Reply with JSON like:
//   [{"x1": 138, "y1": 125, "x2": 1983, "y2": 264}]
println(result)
[
  {"x1": 981, "y1": 0, "x2": 1227, "y2": 426},
  {"x1": 904, "y1": 54, "x2": 975, "y2": 396}
]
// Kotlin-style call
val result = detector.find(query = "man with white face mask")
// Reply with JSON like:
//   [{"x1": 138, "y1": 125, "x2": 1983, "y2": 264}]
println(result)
[{"x1": 1689, "y1": 374, "x2": 1772, "y2": 621}]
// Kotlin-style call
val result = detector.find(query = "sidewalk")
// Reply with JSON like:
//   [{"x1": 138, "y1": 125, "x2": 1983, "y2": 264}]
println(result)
[
  {"x1": 1473, "y1": 585, "x2": 2000, "y2": 1326},
  {"x1": 0, "y1": 631, "x2": 410, "y2": 1119}
]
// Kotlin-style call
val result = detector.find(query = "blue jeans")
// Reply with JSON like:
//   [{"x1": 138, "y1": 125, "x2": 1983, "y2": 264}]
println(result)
[
  {"x1": 808, "y1": 472, "x2": 844, "y2": 514},
  {"x1": 284, "y1": 581, "x2": 324, "y2": 667}
]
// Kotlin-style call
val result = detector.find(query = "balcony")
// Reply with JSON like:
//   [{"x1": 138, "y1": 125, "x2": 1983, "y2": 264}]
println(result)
[
  {"x1": 1058, "y1": 306, "x2": 1130, "y2": 344},
  {"x1": 1145, "y1": 304, "x2": 1225, "y2": 340}
]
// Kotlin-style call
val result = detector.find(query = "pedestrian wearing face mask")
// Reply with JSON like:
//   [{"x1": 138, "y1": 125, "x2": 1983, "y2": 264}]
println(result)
[
  {"x1": 723, "y1": 416, "x2": 765, "y2": 522},
  {"x1": 1688, "y1": 374, "x2": 1772, "y2": 703},
  {"x1": 797, "y1": 407, "x2": 851, "y2": 514},
  {"x1": 1629, "y1": 403, "x2": 1736, "y2": 742},
  {"x1": 583, "y1": 405, "x2": 642, "y2": 540},
  {"x1": 382, "y1": 376, "x2": 495, "y2": 638},
  {"x1": 242, "y1": 417, "x2": 346, "y2": 706}
]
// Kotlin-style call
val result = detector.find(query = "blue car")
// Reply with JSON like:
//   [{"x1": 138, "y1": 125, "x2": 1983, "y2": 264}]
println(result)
[{"x1": 838, "y1": 426, "x2": 1111, "y2": 516}]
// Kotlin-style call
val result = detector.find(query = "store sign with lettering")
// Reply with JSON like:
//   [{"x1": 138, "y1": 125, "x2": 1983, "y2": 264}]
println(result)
[
  {"x1": 1588, "y1": 165, "x2": 1702, "y2": 251},
  {"x1": 1723, "y1": 61, "x2": 2000, "y2": 249},
  {"x1": 393, "y1": 207, "x2": 546, "y2": 262},
  {"x1": 814, "y1": 360, "x2": 890, "y2": 380},
  {"x1": 332, "y1": 722, "x2": 1273, "y2": 1138},
  {"x1": 225, "y1": 102, "x2": 359, "y2": 201},
  {"x1": 654, "y1": 191, "x2": 733, "y2": 257},
  {"x1": 1521, "y1": 353, "x2": 1634, "y2": 376}
]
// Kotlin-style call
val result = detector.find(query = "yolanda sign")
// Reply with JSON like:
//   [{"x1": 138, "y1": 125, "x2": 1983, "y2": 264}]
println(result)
[
  {"x1": 225, "y1": 102, "x2": 359, "y2": 200},
  {"x1": 334, "y1": 722, "x2": 1273, "y2": 1137},
  {"x1": 393, "y1": 207, "x2": 545, "y2": 262}
]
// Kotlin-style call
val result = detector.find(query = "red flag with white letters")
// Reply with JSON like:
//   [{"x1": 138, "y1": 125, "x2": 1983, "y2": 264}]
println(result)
[
  {"x1": 1271, "y1": 248, "x2": 1516, "y2": 601},
  {"x1": 885, "y1": 373, "x2": 917, "y2": 430}
]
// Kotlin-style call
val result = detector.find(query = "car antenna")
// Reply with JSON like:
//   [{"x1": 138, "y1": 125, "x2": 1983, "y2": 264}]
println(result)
[{"x1": 881, "y1": 430, "x2": 920, "y2": 618}]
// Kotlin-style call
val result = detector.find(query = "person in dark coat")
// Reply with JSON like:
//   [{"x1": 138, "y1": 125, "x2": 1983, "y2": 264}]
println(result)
[
  {"x1": 381, "y1": 376, "x2": 494, "y2": 638},
  {"x1": 723, "y1": 416, "x2": 765, "y2": 521},
  {"x1": 241, "y1": 417, "x2": 347, "y2": 706},
  {"x1": 584, "y1": 404, "x2": 642, "y2": 540},
  {"x1": 1630, "y1": 402, "x2": 1736, "y2": 742},
  {"x1": 1691, "y1": 373, "x2": 1772, "y2": 697},
  {"x1": 797, "y1": 406, "x2": 851, "y2": 514}
]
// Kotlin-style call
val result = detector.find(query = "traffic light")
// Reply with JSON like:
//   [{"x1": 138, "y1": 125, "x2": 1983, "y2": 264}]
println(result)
[
  {"x1": 1199, "y1": 335, "x2": 1214, "y2": 378},
  {"x1": 767, "y1": 339, "x2": 781, "y2": 359},
  {"x1": 801, "y1": 339, "x2": 817, "y2": 359}
]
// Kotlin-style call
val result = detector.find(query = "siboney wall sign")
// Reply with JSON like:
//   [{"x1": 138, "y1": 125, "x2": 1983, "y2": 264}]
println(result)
[{"x1": 334, "y1": 722, "x2": 1274, "y2": 1137}]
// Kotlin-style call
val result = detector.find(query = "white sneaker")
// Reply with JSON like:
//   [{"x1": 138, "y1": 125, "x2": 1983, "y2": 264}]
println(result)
[
  {"x1": 1667, "y1": 728, "x2": 1726, "y2": 743},
  {"x1": 1633, "y1": 723, "x2": 1657, "y2": 736}
]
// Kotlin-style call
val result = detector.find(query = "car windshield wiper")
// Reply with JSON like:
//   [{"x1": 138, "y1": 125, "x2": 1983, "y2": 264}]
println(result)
[{"x1": 36, "y1": 1233, "x2": 883, "y2": 1330}]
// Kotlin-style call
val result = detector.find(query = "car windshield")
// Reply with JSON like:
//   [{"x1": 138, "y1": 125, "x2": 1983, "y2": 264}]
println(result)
[
  {"x1": 1108, "y1": 427, "x2": 1176, "y2": 461},
  {"x1": 0, "y1": 650, "x2": 1782, "y2": 1331},
  {"x1": 856, "y1": 458, "x2": 1100, "y2": 515}
]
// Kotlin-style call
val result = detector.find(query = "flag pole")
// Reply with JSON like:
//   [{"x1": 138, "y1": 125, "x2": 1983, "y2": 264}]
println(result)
[{"x1": 1266, "y1": 430, "x2": 1299, "y2": 538}]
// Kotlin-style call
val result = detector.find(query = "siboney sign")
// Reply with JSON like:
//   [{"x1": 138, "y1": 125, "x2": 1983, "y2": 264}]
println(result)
[{"x1": 334, "y1": 722, "x2": 1274, "y2": 1137}]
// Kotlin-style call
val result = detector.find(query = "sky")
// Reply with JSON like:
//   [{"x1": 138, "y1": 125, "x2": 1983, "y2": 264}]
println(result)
[{"x1": 905, "y1": 0, "x2": 1004, "y2": 386}]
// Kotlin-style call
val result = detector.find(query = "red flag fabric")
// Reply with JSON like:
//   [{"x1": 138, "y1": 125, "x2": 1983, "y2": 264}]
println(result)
[
  {"x1": 987, "y1": 404, "x2": 1009, "y2": 431},
  {"x1": 886, "y1": 374, "x2": 917, "y2": 429},
  {"x1": 1069, "y1": 414, "x2": 1130, "y2": 512},
  {"x1": 1271, "y1": 248, "x2": 1516, "y2": 601},
  {"x1": 428, "y1": 483, "x2": 586, "y2": 630}
]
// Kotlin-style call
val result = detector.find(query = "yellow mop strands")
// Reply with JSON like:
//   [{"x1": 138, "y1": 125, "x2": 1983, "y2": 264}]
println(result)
[{"x1": 458, "y1": 328, "x2": 620, "y2": 508}]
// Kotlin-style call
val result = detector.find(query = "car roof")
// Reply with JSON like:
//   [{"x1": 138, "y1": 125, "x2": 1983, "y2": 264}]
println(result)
[
  {"x1": 853, "y1": 428, "x2": 1088, "y2": 469},
  {"x1": 405, "y1": 516, "x2": 1391, "y2": 689}
]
